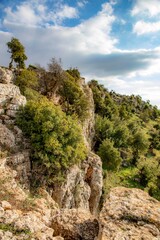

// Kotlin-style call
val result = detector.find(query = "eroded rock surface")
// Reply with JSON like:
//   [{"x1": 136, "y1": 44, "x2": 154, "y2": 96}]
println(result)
[
  {"x1": 52, "y1": 208, "x2": 99, "y2": 240},
  {"x1": 99, "y1": 187, "x2": 160, "y2": 240},
  {"x1": 0, "y1": 70, "x2": 30, "y2": 188},
  {"x1": 0, "y1": 157, "x2": 60, "y2": 240},
  {"x1": 52, "y1": 152, "x2": 103, "y2": 215},
  {"x1": 0, "y1": 67, "x2": 14, "y2": 84},
  {"x1": 81, "y1": 80, "x2": 95, "y2": 149}
]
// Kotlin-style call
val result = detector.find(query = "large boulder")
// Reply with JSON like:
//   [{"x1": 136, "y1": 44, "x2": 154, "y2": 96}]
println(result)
[
  {"x1": 99, "y1": 187, "x2": 160, "y2": 240},
  {"x1": 52, "y1": 208, "x2": 99, "y2": 240}
]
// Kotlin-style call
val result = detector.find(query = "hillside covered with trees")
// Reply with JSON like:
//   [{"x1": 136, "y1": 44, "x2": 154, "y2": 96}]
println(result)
[{"x1": 5, "y1": 37, "x2": 160, "y2": 201}]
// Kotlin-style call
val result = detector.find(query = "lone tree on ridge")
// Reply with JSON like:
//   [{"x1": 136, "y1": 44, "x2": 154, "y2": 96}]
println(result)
[{"x1": 7, "y1": 37, "x2": 27, "y2": 69}]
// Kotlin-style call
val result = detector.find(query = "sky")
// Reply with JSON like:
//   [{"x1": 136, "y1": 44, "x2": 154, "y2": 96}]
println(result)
[{"x1": 0, "y1": 0, "x2": 160, "y2": 108}]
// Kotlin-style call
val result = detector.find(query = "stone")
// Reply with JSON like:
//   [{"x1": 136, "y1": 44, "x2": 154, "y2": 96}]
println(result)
[
  {"x1": 52, "y1": 165, "x2": 91, "y2": 211},
  {"x1": 83, "y1": 152, "x2": 103, "y2": 215},
  {"x1": 53, "y1": 237, "x2": 64, "y2": 240},
  {"x1": 51, "y1": 151, "x2": 102, "y2": 215},
  {"x1": 0, "y1": 123, "x2": 15, "y2": 149},
  {"x1": 0, "y1": 84, "x2": 26, "y2": 110},
  {"x1": 0, "y1": 109, "x2": 4, "y2": 115},
  {"x1": 1, "y1": 201, "x2": 12, "y2": 210},
  {"x1": 52, "y1": 209, "x2": 99, "y2": 240},
  {"x1": 82, "y1": 84, "x2": 95, "y2": 149},
  {"x1": 0, "y1": 67, "x2": 14, "y2": 84},
  {"x1": 99, "y1": 187, "x2": 160, "y2": 240},
  {"x1": 6, "y1": 151, "x2": 31, "y2": 188},
  {"x1": 6, "y1": 110, "x2": 17, "y2": 118},
  {"x1": 0, "y1": 206, "x2": 4, "y2": 217}
]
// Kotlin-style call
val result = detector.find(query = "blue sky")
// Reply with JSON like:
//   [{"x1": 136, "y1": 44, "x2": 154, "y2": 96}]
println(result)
[{"x1": 0, "y1": 0, "x2": 160, "y2": 108}]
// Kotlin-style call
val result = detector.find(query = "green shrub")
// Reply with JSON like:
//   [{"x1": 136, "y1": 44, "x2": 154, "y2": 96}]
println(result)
[
  {"x1": 59, "y1": 72, "x2": 89, "y2": 120},
  {"x1": 98, "y1": 138, "x2": 122, "y2": 171},
  {"x1": 66, "y1": 68, "x2": 80, "y2": 81},
  {"x1": 15, "y1": 69, "x2": 38, "y2": 95},
  {"x1": 136, "y1": 157, "x2": 160, "y2": 198},
  {"x1": 16, "y1": 98, "x2": 87, "y2": 183}
]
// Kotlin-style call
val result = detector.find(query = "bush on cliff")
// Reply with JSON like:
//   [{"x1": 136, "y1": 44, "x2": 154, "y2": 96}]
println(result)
[{"x1": 16, "y1": 98, "x2": 87, "y2": 183}]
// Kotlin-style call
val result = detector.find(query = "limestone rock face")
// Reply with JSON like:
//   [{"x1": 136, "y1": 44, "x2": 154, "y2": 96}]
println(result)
[
  {"x1": 0, "y1": 156, "x2": 60, "y2": 240},
  {"x1": 99, "y1": 187, "x2": 160, "y2": 240},
  {"x1": 81, "y1": 82, "x2": 95, "y2": 149},
  {"x1": 52, "y1": 208, "x2": 99, "y2": 240},
  {"x1": 0, "y1": 67, "x2": 14, "y2": 84},
  {"x1": 0, "y1": 122, "x2": 31, "y2": 188},
  {"x1": 0, "y1": 84, "x2": 26, "y2": 125},
  {"x1": 0, "y1": 69, "x2": 30, "y2": 188},
  {"x1": 52, "y1": 152, "x2": 103, "y2": 215},
  {"x1": 0, "y1": 123, "x2": 15, "y2": 149},
  {"x1": 83, "y1": 152, "x2": 103, "y2": 215},
  {"x1": 52, "y1": 165, "x2": 91, "y2": 211},
  {"x1": 0, "y1": 67, "x2": 26, "y2": 125}
]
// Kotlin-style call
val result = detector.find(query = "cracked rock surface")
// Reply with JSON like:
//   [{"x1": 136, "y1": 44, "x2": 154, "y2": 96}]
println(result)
[{"x1": 99, "y1": 187, "x2": 160, "y2": 240}]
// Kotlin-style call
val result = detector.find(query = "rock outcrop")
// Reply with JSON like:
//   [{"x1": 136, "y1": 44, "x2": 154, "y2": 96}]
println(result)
[
  {"x1": 51, "y1": 152, "x2": 103, "y2": 215},
  {"x1": 0, "y1": 156, "x2": 61, "y2": 240},
  {"x1": 99, "y1": 187, "x2": 160, "y2": 240},
  {"x1": 0, "y1": 144, "x2": 99, "y2": 240},
  {"x1": 1, "y1": 67, "x2": 160, "y2": 240},
  {"x1": 80, "y1": 78, "x2": 95, "y2": 149},
  {"x1": 0, "y1": 67, "x2": 30, "y2": 189},
  {"x1": 0, "y1": 69, "x2": 26, "y2": 125},
  {"x1": 52, "y1": 208, "x2": 99, "y2": 240},
  {"x1": 51, "y1": 78, "x2": 103, "y2": 215}
]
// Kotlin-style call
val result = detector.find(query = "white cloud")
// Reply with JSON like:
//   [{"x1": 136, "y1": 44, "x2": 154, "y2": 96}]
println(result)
[
  {"x1": 131, "y1": 0, "x2": 160, "y2": 17},
  {"x1": 1, "y1": 1, "x2": 117, "y2": 66},
  {"x1": 77, "y1": 1, "x2": 88, "y2": 8},
  {"x1": 3, "y1": 0, "x2": 78, "y2": 27},
  {"x1": 1, "y1": 0, "x2": 160, "y2": 108},
  {"x1": 53, "y1": 5, "x2": 78, "y2": 23},
  {"x1": 133, "y1": 20, "x2": 160, "y2": 35},
  {"x1": 101, "y1": 2, "x2": 114, "y2": 15},
  {"x1": 4, "y1": 5, "x2": 41, "y2": 26}
]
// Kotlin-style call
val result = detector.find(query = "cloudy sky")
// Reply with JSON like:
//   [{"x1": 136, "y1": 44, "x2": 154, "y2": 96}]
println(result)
[{"x1": 0, "y1": 0, "x2": 160, "y2": 108}]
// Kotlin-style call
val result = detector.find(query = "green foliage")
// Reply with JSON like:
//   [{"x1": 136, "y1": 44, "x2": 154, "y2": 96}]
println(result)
[
  {"x1": 112, "y1": 123, "x2": 130, "y2": 148},
  {"x1": 66, "y1": 68, "x2": 80, "y2": 81},
  {"x1": 0, "y1": 223, "x2": 31, "y2": 236},
  {"x1": 16, "y1": 98, "x2": 87, "y2": 183},
  {"x1": 89, "y1": 80, "x2": 160, "y2": 200},
  {"x1": 103, "y1": 167, "x2": 140, "y2": 196},
  {"x1": 98, "y1": 138, "x2": 122, "y2": 171},
  {"x1": 88, "y1": 80, "x2": 118, "y2": 118},
  {"x1": 130, "y1": 130, "x2": 149, "y2": 164},
  {"x1": 6, "y1": 38, "x2": 27, "y2": 69},
  {"x1": 137, "y1": 157, "x2": 160, "y2": 198},
  {"x1": 23, "y1": 88, "x2": 43, "y2": 101},
  {"x1": 15, "y1": 69, "x2": 38, "y2": 95},
  {"x1": 94, "y1": 115, "x2": 113, "y2": 150},
  {"x1": 149, "y1": 122, "x2": 160, "y2": 150},
  {"x1": 59, "y1": 72, "x2": 89, "y2": 120}
]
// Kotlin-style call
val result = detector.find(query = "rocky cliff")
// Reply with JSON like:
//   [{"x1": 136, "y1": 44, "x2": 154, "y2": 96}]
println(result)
[
  {"x1": 0, "y1": 67, "x2": 30, "y2": 189},
  {"x1": 0, "y1": 67, "x2": 160, "y2": 240},
  {"x1": 99, "y1": 187, "x2": 160, "y2": 240}
]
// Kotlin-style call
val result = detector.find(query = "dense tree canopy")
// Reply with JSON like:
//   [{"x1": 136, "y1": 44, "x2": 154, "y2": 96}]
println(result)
[
  {"x1": 15, "y1": 69, "x2": 38, "y2": 95},
  {"x1": 89, "y1": 79, "x2": 160, "y2": 200},
  {"x1": 7, "y1": 38, "x2": 27, "y2": 69},
  {"x1": 98, "y1": 138, "x2": 122, "y2": 171},
  {"x1": 17, "y1": 98, "x2": 87, "y2": 183}
]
